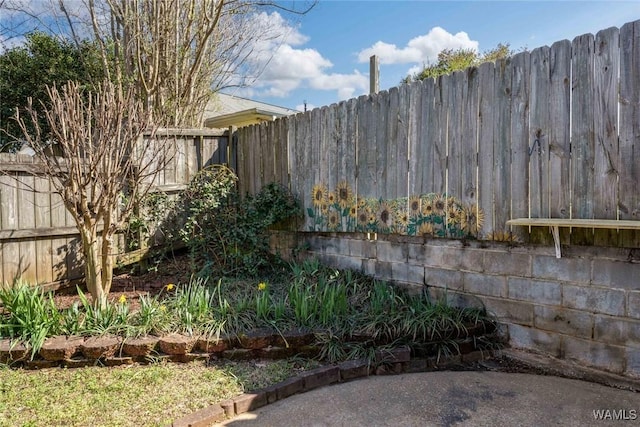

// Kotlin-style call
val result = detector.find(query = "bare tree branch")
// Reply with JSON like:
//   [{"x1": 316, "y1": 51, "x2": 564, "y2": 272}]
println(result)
[{"x1": 15, "y1": 80, "x2": 167, "y2": 307}]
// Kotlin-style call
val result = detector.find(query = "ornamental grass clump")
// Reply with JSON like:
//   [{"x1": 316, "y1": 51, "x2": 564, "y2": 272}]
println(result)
[{"x1": 0, "y1": 281, "x2": 61, "y2": 357}]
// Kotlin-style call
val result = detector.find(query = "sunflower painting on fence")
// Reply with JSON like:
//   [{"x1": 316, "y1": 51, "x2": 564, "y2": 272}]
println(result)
[{"x1": 307, "y1": 181, "x2": 485, "y2": 238}]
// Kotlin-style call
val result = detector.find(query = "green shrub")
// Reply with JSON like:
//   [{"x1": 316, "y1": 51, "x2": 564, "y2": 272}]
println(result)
[{"x1": 178, "y1": 175, "x2": 301, "y2": 277}]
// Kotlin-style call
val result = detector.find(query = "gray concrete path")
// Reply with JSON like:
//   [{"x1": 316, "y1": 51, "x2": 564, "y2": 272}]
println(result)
[{"x1": 216, "y1": 371, "x2": 640, "y2": 427}]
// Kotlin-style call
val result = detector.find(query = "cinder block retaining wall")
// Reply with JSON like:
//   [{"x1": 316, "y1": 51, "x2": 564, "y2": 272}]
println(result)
[{"x1": 269, "y1": 231, "x2": 640, "y2": 378}]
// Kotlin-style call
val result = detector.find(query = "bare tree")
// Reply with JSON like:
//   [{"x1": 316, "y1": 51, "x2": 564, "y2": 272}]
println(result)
[
  {"x1": 91, "y1": 0, "x2": 313, "y2": 126},
  {"x1": 15, "y1": 80, "x2": 165, "y2": 307},
  {"x1": 3, "y1": 0, "x2": 313, "y2": 303},
  {"x1": 2, "y1": 0, "x2": 315, "y2": 126}
]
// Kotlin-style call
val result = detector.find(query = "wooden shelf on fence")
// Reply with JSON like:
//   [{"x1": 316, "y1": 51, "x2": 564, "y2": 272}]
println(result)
[{"x1": 506, "y1": 218, "x2": 640, "y2": 258}]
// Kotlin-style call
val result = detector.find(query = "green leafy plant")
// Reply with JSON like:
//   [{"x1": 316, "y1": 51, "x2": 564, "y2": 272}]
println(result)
[
  {"x1": 172, "y1": 173, "x2": 301, "y2": 277},
  {"x1": 165, "y1": 277, "x2": 216, "y2": 336},
  {"x1": 76, "y1": 289, "x2": 131, "y2": 336},
  {"x1": 0, "y1": 281, "x2": 62, "y2": 358},
  {"x1": 128, "y1": 294, "x2": 171, "y2": 337}
]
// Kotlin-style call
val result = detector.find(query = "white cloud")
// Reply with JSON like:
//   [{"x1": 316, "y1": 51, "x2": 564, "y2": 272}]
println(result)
[
  {"x1": 309, "y1": 70, "x2": 368, "y2": 100},
  {"x1": 243, "y1": 11, "x2": 367, "y2": 102},
  {"x1": 357, "y1": 26, "x2": 479, "y2": 65}
]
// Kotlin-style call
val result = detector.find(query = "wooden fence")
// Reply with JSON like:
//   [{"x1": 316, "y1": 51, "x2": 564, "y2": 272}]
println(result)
[
  {"x1": 0, "y1": 129, "x2": 231, "y2": 286},
  {"x1": 236, "y1": 20, "x2": 640, "y2": 248}
]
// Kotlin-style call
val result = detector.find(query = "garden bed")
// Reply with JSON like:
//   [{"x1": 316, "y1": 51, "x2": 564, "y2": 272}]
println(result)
[
  {"x1": 0, "y1": 322, "x2": 498, "y2": 368},
  {"x1": 1, "y1": 257, "x2": 502, "y2": 372}
]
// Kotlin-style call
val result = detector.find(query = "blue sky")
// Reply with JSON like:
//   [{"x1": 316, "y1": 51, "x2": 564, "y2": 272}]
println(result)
[{"x1": 230, "y1": 0, "x2": 640, "y2": 112}]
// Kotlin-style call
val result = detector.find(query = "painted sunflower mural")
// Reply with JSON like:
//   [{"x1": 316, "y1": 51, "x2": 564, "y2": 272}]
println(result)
[{"x1": 307, "y1": 181, "x2": 485, "y2": 239}]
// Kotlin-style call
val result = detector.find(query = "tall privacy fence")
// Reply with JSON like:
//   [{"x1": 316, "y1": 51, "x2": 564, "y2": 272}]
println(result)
[
  {"x1": 0, "y1": 129, "x2": 231, "y2": 286},
  {"x1": 236, "y1": 20, "x2": 639, "y2": 249}
]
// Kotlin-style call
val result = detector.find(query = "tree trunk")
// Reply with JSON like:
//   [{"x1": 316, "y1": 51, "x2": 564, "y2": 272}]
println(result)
[
  {"x1": 101, "y1": 230, "x2": 114, "y2": 297},
  {"x1": 80, "y1": 227, "x2": 107, "y2": 308}
]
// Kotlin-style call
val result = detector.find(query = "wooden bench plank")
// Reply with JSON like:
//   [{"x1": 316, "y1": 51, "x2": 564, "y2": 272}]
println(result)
[
  {"x1": 507, "y1": 217, "x2": 640, "y2": 258},
  {"x1": 506, "y1": 218, "x2": 640, "y2": 230}
]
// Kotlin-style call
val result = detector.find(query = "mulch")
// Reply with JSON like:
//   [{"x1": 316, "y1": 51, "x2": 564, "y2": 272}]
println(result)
[{"x1": 51, "y1": 253, "x2": 192, "y2": 311}]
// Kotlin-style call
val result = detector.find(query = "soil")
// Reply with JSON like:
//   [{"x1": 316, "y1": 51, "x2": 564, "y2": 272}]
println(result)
[{"x1": 52, "y1": 252, "x2": 192, "y2": 311}]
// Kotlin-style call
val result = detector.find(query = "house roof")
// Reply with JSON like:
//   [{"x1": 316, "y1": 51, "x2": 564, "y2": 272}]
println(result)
[{"x1": 203, "y1": 93, "x2": 299, "y2": 129}]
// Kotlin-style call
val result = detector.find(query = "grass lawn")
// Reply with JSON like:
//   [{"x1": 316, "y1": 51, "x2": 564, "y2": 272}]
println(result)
[{"x1": 0, "y1": 358, "x2": 318, "y2": 427}]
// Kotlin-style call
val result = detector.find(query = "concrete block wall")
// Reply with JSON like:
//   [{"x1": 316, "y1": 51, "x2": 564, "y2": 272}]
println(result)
[{"x1": 272, "y1": 231, "x2": 640, "y2": 378}]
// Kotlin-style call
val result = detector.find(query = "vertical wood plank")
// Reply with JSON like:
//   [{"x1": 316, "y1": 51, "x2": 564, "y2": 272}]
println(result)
[
  {"x1": 445, "y1": 71, "x2": 464, "y2": 237},
  {"x1": 34, "y1": 176, "x2": 51, "y2": 228},
  {"x1": 164, "y1": 136, "x2": 177, "y2": 184},
  {"x1": 548, "y1": 40, "x2": 572, "y2": 221},
  {"x1": 0, "y1": 173, "x2": 18, "y2": 230},
  {"x1": 493, "y1": 58, "x2": 514, "y2": 240},
  {"x1": 593, "y1": 27, "x2": 621, "y2": 246},
  {"x1": 35, "y1": 175, "x2": 52, "y2": 284},
  {"x1": 417, "y1": 79, "x2": 434, "y2": 195},
  {"x1": 345, "y1": 98, "x2": 358, "y2": 229},
  {"x1": 446, "y1": 71, "x2": 464, "y2": 204},
  {"x1": 1, "y1": 167, "x2": 20, "y2": 283},
  {"x1": 51, "y1": 237, "x2": 68, "y2": 281},
  {"x1": 396, "y1": 84, "x2": 410, "y2": 204},
  {"x1": 299, "y1": 111, "x2": 314, "y2": 230},
  {"x1": 376, "y1": 90, "x2": 390, "y2": 200},
  {"x1": 16, "y1": 170, "x2": 35, "y2": 283},
  {"x1": 322, "y1": 105, "x2": 338, "y2": 203},
  {"x1": 186, "y1": 136, "x2": 197, "y2": 183},
  {"x1": 357, "y1": 94, "x2": 377, "y2": 198},
  {"x1": 66, "y1": 236, "x2": 83, "y2": 280},
  {"x1": 274, "y1": 117, "x2": 286, "y2": 186},
  {"x1": 477, "y1": 61, "x2": 496, "y2": 238},
  {"x1": 461, "y1": 66, "x2": 479, "y2": 208},
  {"x1": 386, "y1": 87, "x2": 400, "y2": 201},
  {"x1": 408, "y1": 80, "x2": 423, "y2": 196},
  {"x1": 529, "y1": 46, "x2": 551, "y2": 222},
  {"x1": 571, "y1": 32, "x2": 596, "y2": 245},
  {"x1": 510, "y1": 51, "x2": 531, "y2": 242},
  {"x1": 2, "y1": 241, "x2": 20, "y2": 284},
  {"x1": 175, "y1": 137, "x2": 187, "y2": 185},
  {"x1": 235, "y1": 129, "x2": 246, "y2": 195},
  {"x1": 260, "y1": 121, "x2": 273, "y2": 186},
  {"x1": 432, "y1": 77, "x2": 447, "y2": 195},
  {"x1": 619, "y1": 20, "x2": 640, "y2": 247},
  {"x1": 35, "y1": 239, "x2": 53, "y2": 283},
  {"x1": 248, "y1": 125, "x2": 257, "y2": 195}
]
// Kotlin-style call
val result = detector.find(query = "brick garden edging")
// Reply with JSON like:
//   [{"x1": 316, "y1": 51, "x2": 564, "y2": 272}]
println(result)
[
  {"x1": 171, "y1": 347, "x2": 496, "y2": 427},
  {"x1": 0, "y1": 326, "x2": 498, "y2": 426},
  {"x1": 0, "y1": 323, "x2": 497, "y2": 369}
]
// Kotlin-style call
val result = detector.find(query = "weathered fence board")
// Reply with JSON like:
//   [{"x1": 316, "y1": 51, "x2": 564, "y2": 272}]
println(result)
[
  {"x1": 407, "y1": 80, "x2": 422, "y2": 196},
  {"x1": 233, "y1": 21, "x2": 639, "y2": 249},
  {"x1": 529, "y1": 46, "x2": 551, "y2": 220},
  {"x1": 593, "y1": 27, "x2": 621, "y2": 245},
  {"x1": 461, "y1": 67, "x2": 479, "y2": 209},
  {"x1": 509, "y1": 51, "x2": 531, "y2": 242},
  {"x1": 571, "y1": 32, "x2": 597, "y2": 245},
  {"x1": 493, "y1": 58, "x2": 513, "y2": 240},
  {"x1": 433, "y1": 76, "x2": 447, "y2": 195},
  {"x1": 414, "y1": 79, "x2": 432, "y2": 195},
  {"x1": 0, "y1": 131, "x2": 228, "y2": 286},
  {"x1": 477, "y1": 61, "x2": 496, "y2": 237},
  {"x1": 548, "y1": 40, "x2": 571, "y2": 220},
  {"x1": 619, "y1": 20, "x2": 640, "y2": 247},
  {"x1": 446, "y1": 72, "x2": 463, "y2": 216},
  {"x1": 357, "y1": 95, "x2": 376, "y2": 199}
]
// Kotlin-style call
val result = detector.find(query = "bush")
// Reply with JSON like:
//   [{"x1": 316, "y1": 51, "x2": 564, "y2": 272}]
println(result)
[{"x1": 175, "y1": 169, "x2": 301, "y2": 277}]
